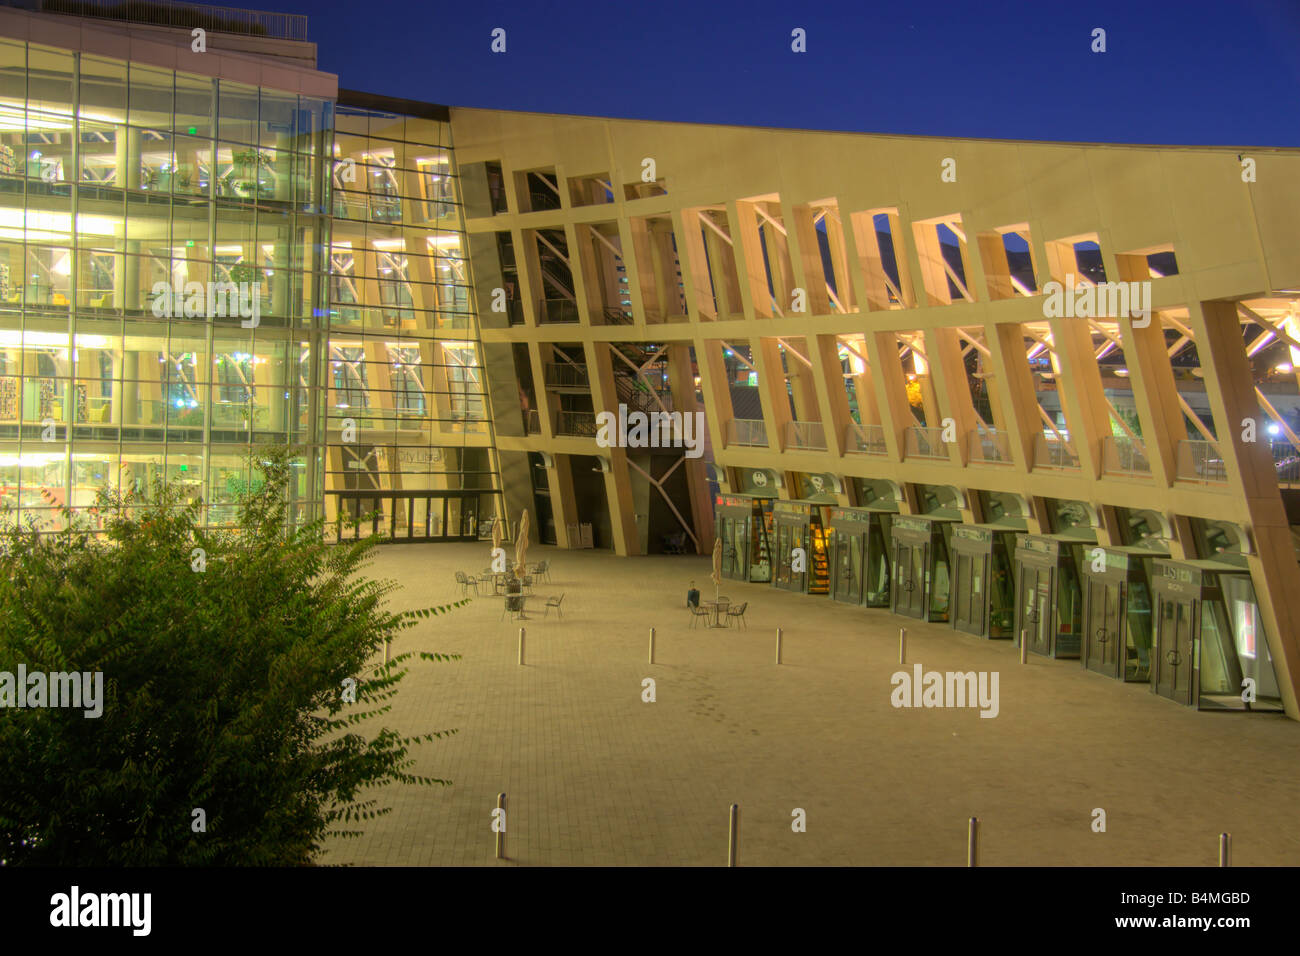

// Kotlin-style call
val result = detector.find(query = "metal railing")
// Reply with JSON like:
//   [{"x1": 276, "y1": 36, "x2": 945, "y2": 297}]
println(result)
[
  {"x1": 543, "y1": 363, "x2": 590, "y2": 389},
  {"x1": 10, "y1": 0, "x2": 310, "y2": 40},
  {"x1": 537, "y1": 298, "x2": 581, "y2": 324},
  {"x1": 844, "y1": 422, "x2": 888, "y2": 456},
  {"x1": 1101, "y1": 435, "x2": 1151, "y2": 476},
  {"x1": 785, "y1": 420, "x2": 826, "y2": 451},
  {"x1": 525, "y1": 409, "x2": 541, "y2": 435},
  {"x1": 1272, "y1": 440, "x2": 1300, "y2": 487},
  {"x1": 904, "y1": 426, "x2": 949, "y2": 460},
  {"x1": 1032, "y1": 433, "x2": 1080, "y2": 470},
  {"x1": 967, "y1": 428, "x2": 1013, "y2": 465},
  {"x1": 1175, "y1": 440, "x2": 1227, "y2": 485},
  {"x1": 556, "y1": 410, "x2": 598, "y2": 437},
  {"x1": 727, "y1": 418, "x2": 767, "y2": 447}
]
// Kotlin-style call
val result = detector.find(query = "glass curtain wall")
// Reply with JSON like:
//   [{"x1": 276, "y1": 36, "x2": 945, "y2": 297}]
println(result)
[
  {"x1": 325, "y1": 102, "x2": 501, "y2": 540},
  {"x1": 0, "y1": 40, "x2": 330, "y2": 531}
]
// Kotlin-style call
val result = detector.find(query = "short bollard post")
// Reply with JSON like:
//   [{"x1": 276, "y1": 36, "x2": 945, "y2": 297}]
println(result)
[
  {"x1": 1219, "y1": 832, "x2": 1231, "y2": 867},
  {"x1": 968, "y1": 817, "x2": 979, "y2": 867},
  {"x1": 899, "y1": 627, "x2": 906, "y2": 664},
  {"x1": 776, "y1": 627, "x2": 783, "y2": 665},
  {"x1": 1020, "y1": 630, "x2": 1028, "y2": 664},
  {"x1": 518, "y1": 627, "x2": 525, "y2": 666},
  {"x1": 495, "y1": 792, "x2": 506, "y2": 860},
  {"x1": 728, "y1": 804, "x2": 739, "y2": 867},
  {"x1": 649, "y1": 627, "x2": 656, "y2": 664}
]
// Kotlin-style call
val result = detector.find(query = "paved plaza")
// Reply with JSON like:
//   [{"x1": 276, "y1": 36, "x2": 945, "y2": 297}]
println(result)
[{"x1": 321, "y1": 542, "x2": 1300, "y2": 866}]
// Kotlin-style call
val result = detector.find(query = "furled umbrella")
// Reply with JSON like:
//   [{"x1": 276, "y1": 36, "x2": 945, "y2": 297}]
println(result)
[
  {"x1": 515, "y1": 509, "x2": 531, "y2": 580},
  {"x1": 491, "y1": 514, "x2": 503, "y2": 569},
  {"x1": 710, "y1": 536, "x2": 722, "y2": 603}
]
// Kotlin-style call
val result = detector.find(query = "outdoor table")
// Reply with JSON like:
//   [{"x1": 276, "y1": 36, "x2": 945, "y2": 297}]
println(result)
[
  {"x1": 504, "y1": 593, "x2": 530, "y2": 621},
  {"x1": 701, "y1": 600, "x2": 728, "y2": 628}
]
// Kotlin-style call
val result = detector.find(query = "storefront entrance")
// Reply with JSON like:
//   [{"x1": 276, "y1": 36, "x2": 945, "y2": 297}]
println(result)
[
  {"x1": 715, "y1": 494, "x2": 774, "y2": 584},
  {"x1": 949, "y1": 525, "x2": 1015, "y2": 639},
  {"x1": 1081, "y1": 546, "x2": 1160, "y2": 682},
  {"x1": 1014, "y1": 534, "x2": 1090, "y2": 659},
  {"x1": 773, "y1": 500, "x2": 830, "y2": 594},
  {"x1": 1150, "y1": 560, "x2": 1283, "y2": 712},
  {"x1": 829, "y1": 508, "x2": 892, "y2": 607},
  {"x1": 890, "y1": 515, "x2": 953, "y2": 622},
  {"x1": 330, "y1": 490, "x2": 487, "y2": 543}
]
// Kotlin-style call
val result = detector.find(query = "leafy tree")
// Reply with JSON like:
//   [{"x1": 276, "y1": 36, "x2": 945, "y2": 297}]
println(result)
[{"x1": 0, "y1": 448, "x2": 463, "y2": 865}]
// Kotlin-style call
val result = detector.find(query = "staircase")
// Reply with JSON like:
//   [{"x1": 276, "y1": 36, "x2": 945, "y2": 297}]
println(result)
[
  {"x1": 808, "y1": 518, "x2": 830, "y2": 594},
  {"x1": 751, "y1": 506, "x2": 773, "y2": 582}
]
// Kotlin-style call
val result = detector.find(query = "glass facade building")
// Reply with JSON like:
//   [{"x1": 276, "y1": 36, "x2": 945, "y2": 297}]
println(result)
[{"x1": 0, "y1": 31, "x2": 499, "y2": 536}]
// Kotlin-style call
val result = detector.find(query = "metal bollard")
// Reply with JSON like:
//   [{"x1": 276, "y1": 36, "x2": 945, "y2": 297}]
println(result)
[
  {"x1": 728, "y1": 804, "x2": 739, "y2": 867},
  {"x1": 518, "y1": 627, "x2": 525, "y2": 666},
  {"x1": 1020, "y1": 630, "x2": 1028, "y2": 664},
  {"x1": 1219, "y1": 832, "x2": 1231, "y2": 867},
  {"x1": 495, "y1": 792, "x2": 506, "y2": 860},
  {"x1": 776, "y1": 627, "x2": 783, "y2": 665},
  {"x1": 649, "y1": 627, "x2": 656, "y2": 664},
  {"x1": 968, "y1": 817, "x2": 979, "y2": 867},
  {"x1": 899, "y1": 627, "x2": 906, "y2": 664}
]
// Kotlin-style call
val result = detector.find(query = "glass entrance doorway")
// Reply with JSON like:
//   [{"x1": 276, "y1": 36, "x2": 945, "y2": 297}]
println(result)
[
  {"x1": 715, "y1": 494, "x2": 774, "y2": 584},
  {"x1": 828, "y1": 508, "x2": 893, "y2": 607},
  {"x1": 1013, "y1": 533, "x2": 1090, "y2": 659},
  {"x1": 1150, "y1": 560, "x2": 1283, "y2": 712},
  {"x1": 773, "y1": 500, "x2": 830, "y2": 594},
  {"x1": 949, "y1": 525, "x2": 1015, "y2": 639},
  {"x1": 331, "y1": 490, "x2": 488, "y2": 543},
  {"x1": 1081, "y1": 546, "x2": 1160, "y2": 682},
  {"x1": 890, "y1": 515, "x2": 953, "y2": 622}
]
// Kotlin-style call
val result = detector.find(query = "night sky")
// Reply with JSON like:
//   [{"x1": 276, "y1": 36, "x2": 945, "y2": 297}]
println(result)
[{"x1": 273, "y1": 0, "x2": 1300, "y2": 146}]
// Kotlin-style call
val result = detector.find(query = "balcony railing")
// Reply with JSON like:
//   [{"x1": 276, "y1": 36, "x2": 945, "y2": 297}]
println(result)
[
  {"x1": 727, "y1": 418, "x2": 767, "y2": 447},
  {"x1": 6, "y1": 0, "x2": 310, "y2": 40},
  {"x1": 844, "y1": 422, "x2": 888, "y2": 456},
  {"x1": 543, "y1": 363, "x2": 590, "y2": 390},
  {"x1": 1101, "y1": 435, "x2": 1151, "y2": 476},
  {"x1": 556, "y1": 410, "x2": 598, "y2": 437},
  {"x1": 785, "y1": 420, "x2": 826, "y2": 451},
  {"x1": 904, "y1": 426, "x2": 949, "y2": 460},
  {"x1": 967, "y1": 428, "x2": 1013, "y2": 465},
  {"x1": 1032, "y1": 433, "x2": 1080, "y2": 470},
  {"x1": 1272, "y1": 440, "x2": 1300, "y2": 487},
  {"x1": 1175, "y1": 440, "x2": 1227, "y2": 485},
  {"x1": 537, "y1": 298, "x2": 581, "y2": 324},
  {"x1": 525, "y1": 409, "x2": 541, "y2": 435}
]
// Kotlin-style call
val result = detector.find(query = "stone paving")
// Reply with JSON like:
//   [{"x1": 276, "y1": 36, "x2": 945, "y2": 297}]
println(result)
[{"x1": 320, "y1": 541, "x2": 1300, "y2": 866}]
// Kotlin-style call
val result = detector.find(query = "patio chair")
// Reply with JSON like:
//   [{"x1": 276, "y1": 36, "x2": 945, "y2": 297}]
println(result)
[
  {"x1": 725, "y1": 602, "x2": 748, "y2": 629},
  {"x1": 530, "y1": 559, "x2": 551, "y2": 582},
  {"x1": 688, "y1": 604, "x2": 711, "y2": 629},
  {"x1": 543, "y1": 593, "x2": 564, "y2": 618},
  {"x1": 455, "y1": 570, "x2": 478, "y2": 597}
]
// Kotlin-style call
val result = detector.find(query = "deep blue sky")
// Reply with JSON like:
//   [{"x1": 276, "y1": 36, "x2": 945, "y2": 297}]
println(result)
[{"x1": 276, "y1": 0, "x2": 1299, "y2": 146}]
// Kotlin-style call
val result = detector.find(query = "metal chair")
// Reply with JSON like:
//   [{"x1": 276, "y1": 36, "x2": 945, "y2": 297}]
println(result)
[
  {"x1": 455, "y1": 570, "x2": 478, "y2": 597},
  {"x1": 543, "y1": 593, "x2": 564, "y2": 618},
  {"x1": 725, "y1": 602, "x2": 748, "y2": 629},
  {"x1": 689, "y1": 604, "x2": 711, "y2": 629}
]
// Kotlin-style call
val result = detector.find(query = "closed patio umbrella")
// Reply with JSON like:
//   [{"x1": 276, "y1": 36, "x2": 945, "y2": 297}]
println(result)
[
  {"x1": 491, "y1": 515, "x2": 503, "y2": 569},
  {"x1": 515, "y1": 509, "x2": 530, "y2": 579},
  {"x1": 710, "y1": 537, "x2": 722, "y2": 602}
]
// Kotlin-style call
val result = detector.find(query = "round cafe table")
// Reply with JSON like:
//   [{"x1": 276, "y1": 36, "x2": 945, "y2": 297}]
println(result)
[{"x1": 701, "y1": 600, "x2": 728, "y2": 628}]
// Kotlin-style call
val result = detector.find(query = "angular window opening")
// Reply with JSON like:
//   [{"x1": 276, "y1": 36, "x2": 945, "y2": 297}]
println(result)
[
  {"x1": 568, "y1": 171, "x2": 614, "y2": 207},
  {"x1": 527, "y1": 228, "x2": 579, "y2": 324},
  {"x1": 575, "y1": 222, "x2": 633, "y2": 326},
  {"x1": 737, "y1": 196, "x2": 795, "y2": 318},
  {"x1": 624, "y1": 177, "x2": 667, "y2": 200},
  {"x1": 715, "y1": 340, "x2": 766, "y2": 447},
  {"x1": 458, "y1": 159, "x2": 507, "y2": 217},
  {"x1": 978, "y1": 223, "x2": 1038, "y2": 300},
  {"x1": 851, "y1": 208, "x2": 913, "y2": 310},
  {"x1": 1045, "y1": 233, "x2": 1107, "y2": 286},
  {"x1": 628, "y1": 214, "x2": 687, "y2": 323},
  {"x1": 683, "y1": 205, "x2": 743, "y2": 320},
  {"x1": 515, "y1": 168, "x2": 562, "y2": 213},
  {"x1": 775, "y1": 336, "x2": 825, "y2": 450},
  {"x1": 790, "y1": 199, "x2": 856, "y2": 315},
  {"x1": 1116, "y1": 242, "x2": 1180, "y2": 281},
  {"x1": 912, "y1": 215, "x2": 976, "y2": 306}
]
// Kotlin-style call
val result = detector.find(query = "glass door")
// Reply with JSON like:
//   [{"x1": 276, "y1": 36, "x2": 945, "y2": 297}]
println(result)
[
  {"x1": 1084, "y1": 580, "x2": 1123, "y2": 677},
  {"x1": 833, "y1": 532, "x2": 862, "y2": 604},
  {"x1": 1019, "y1": 566, "x2": 1053, "y2": 656},
  {"x1": 893, "y1": 542, "x2": 927, "y2": 619},
  {"x1": 1154, "y1": 597, "x2": 1196, "y2": 704},
  {"x1": 865, "y1": 520, "x2": 890, "y2": 606},
  {"x1": 952, "y1": 553, "x2": 977, "y2": 634}
]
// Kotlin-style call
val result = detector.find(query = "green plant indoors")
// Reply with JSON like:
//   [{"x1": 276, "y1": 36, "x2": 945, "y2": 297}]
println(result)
[{"x1": 0, "y1": 447, "x2": 464, "y2": 865}]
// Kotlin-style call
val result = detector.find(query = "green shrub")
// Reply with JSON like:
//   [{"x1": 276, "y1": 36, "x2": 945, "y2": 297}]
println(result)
[{"x1": 0, "y1": 448, "x2": 462, "y2": 865}]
